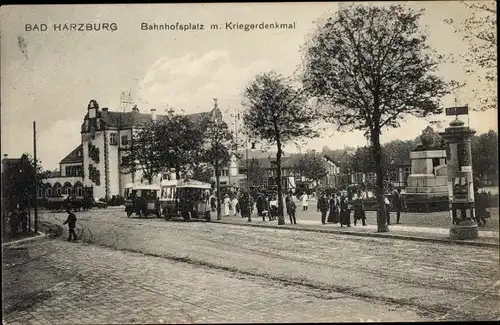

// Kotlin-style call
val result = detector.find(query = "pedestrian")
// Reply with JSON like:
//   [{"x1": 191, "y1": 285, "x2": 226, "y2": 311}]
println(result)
[
  {"x1": 353, "y1": 190, "x2": 367, "y2": 226},
  {"x1": 255, "y1": 192, "x2": 265, "y2": 218},
  {"x1": 19, "y1": 206, "x2": 29, "y2": 233},
  {"x1": 239, "y1": 191, "x2": 253, "y2": 222},
  {"x1": 223, "y1": 194, "x2": 231, "y2": 217},
  {"x1": 286, "y1": 193, "x2": 297, "y2": 224},
  {"x1": 392, "y1": 189, "x2": 403, "y2": 224},
  {"x1": 9, "y1": 207, "x2": 20, "y2": 237},
  {"x1": 210, "y1": 192, "x2": 217, "y2": 212},
  {"x1": 474, "y1": 190, "x2": 487, "y2": 226},
  {"x1": 232, "y1": 195, "x2": 240, "y2": 217},
  {"x1": 327, "y1": 193, "x2": 336, "y2": 223},
  {"x1": 339, "y1": 194, "x2": 351, "y2": 227},
  {"x1": 301, "y1": 192, "x2": 309, "y2": 211},
  {"x1": 63, "y1": 207, "x2": 78, "y2": 242},
  {"x1": 384, "y1": 195, "x2": 392, "y2": 225},
  {"x1": 317, "y1": 192, "x2": 329, "y2": 225}
]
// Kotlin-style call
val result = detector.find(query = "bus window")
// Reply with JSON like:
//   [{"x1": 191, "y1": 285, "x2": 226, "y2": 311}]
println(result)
[{"x1": 162, "y1": 186, "x2": 175, "y2": 200}]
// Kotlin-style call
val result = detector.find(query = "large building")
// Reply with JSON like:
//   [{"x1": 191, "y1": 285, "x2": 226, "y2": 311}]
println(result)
[{"x1": 42, "y1": 99, "x2": 224, "y2": 199}]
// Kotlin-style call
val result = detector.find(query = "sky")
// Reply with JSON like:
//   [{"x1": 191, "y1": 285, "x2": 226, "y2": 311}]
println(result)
[{"x1": 1, "y1": 1, "x2": 497, "y2": 170}]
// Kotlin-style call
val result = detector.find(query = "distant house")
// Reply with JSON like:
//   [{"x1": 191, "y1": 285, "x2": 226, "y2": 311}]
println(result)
[{"x1": 237, "y1": 152, "x2": 341, "y2": 192}]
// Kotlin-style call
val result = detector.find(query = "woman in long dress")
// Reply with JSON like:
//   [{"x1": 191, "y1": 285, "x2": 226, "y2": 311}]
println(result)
[
  {"x1": 340, "y1": 194, "x2": 351, "y2": 227},
  {"x1": 223, "y1": 194, "x2": 231, "y2": 217},
  {"x1": 328, "y1": 193, "x2": 338, "y2": 223},
  {"x1": 232, "y1": 195, "x2": 240, "y2": 217},
  {"x1": 301, "y1": 192, "x2": 309, "y2": 211}
]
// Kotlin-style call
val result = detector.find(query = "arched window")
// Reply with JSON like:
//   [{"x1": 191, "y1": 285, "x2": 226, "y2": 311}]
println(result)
[
  {"x1": 63, "y1": 182, "x2": 72, "y2": 195},
  {"x1": 53, "y1": 182, "x2": 62, "y2": 197},
  {"x1": 37, "y1": 188, "x2": 44, "y2": 198},
  {"x1": 73, "y1": 181, "x2": 83, "y2": 197},
  {"x1": 46, "y1": 188, "x2": 52, "y2": 196}
]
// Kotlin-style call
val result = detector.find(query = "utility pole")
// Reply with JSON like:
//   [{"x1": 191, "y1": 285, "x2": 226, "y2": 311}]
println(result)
[{"x1": 33, "y1": 121, "x2": 38, "y2": 234}]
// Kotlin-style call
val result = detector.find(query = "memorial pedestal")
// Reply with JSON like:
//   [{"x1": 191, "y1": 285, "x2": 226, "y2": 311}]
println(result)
[{"x1": 449, "y1": 220, "x2": 479, "y2": 240}]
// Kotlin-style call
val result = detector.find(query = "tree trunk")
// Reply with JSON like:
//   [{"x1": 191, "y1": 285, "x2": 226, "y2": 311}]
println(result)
[
  {"x1": 371, "y1": 128, "x2": 389, "y2": 233},
  {"x1": 175, "y1": 166, "x2": 180, "y2": 217},
  {"x1": 276, "y1": 140, "x2": 285, "y2": 225},
  {"x1": 215, "y1": 160, "x2": 222, "y2": 220}
]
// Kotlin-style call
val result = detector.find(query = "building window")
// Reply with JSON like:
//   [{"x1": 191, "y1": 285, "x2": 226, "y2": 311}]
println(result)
[
  {"x1": 46, "y1": 188, "x2": 52, "y2": 196},
  {"x1": 37, "y1": 188, "x2": 43, "y2": 198},
  {"x1": 110, "y1": 133, "x2": 118, "y2": 146},
  {"x1": 78, "y1": 150, "x2": 82, "y2": 157},
  {"x1": 121, "y1": 135, "x2": 129, "y2": 146}
]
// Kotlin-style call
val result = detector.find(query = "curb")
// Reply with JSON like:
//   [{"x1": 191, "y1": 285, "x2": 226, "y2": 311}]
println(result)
[
  {"x1": 1, "y1": 232, "x2": 47, "y2": 248},
  {"x1": 214, "y1": 221, "x2": 500, "y2": 248}
]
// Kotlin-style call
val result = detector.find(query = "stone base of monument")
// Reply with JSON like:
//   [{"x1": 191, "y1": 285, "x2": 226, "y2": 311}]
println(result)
[{"x1": 449, "y1": 219, "x2": 479, "y2": 240}]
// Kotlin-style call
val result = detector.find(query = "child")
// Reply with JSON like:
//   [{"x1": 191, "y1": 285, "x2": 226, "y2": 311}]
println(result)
[{"x1": 63, "y1": 207, "x2": 78, "y2": 242}]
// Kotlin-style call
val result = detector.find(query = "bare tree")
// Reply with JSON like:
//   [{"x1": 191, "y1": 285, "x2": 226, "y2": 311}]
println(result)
[
  {"x1": 302, "y1": 4, "x2": 454, "y2": 232},
  {"x1": 242, "y1": 71, "x2": 321, "y2": 225}
]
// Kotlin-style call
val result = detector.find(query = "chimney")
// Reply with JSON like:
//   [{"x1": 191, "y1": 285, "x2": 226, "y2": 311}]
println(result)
[
  {"x1": 151, "y1": 109, "x2": 157, "y2": 121},
  {"x1": 132, "y1": 104, "x2": 139, "y2": 112}
]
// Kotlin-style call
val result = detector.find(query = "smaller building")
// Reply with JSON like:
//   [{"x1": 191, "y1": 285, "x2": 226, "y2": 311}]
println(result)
[{"x1": 40, "y1": 145, "x2": 85, "y2": 198}]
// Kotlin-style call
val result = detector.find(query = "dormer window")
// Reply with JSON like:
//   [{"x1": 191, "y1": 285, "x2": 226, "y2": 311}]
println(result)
[{"x1": 88, "y1": 99, "x2": 99, "y2": 119}]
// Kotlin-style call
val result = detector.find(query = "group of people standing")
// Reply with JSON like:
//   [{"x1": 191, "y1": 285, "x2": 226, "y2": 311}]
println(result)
[
  {"x1": 317, "y1": 191, "x2": 366, "y2": 227},
  {"x1": 210, "y1": 187, "x2": 407, "y2": 228}
]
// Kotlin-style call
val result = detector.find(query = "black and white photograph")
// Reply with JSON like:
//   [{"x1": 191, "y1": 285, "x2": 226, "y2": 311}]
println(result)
[{"x1": 1, "y1": 1, "x2": 498, "y2": 323}]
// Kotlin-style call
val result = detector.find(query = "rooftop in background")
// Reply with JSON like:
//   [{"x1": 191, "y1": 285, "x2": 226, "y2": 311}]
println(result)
[{"x1": 59, "y1": 144, "x2": 83, "y2": 165}]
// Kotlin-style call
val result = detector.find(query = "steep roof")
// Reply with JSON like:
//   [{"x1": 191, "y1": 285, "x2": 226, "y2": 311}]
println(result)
[
  {"x1": 98, "y1": 110, "x2": 212, "y2": 129},
  {"x1": 59, "y1": 144, "x2": 83, "y2": 165}
]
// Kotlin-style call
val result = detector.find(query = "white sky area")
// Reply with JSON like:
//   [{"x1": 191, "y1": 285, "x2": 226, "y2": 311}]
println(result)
[{"x1": 1, "y1": 2, "x2": 497, "y2": 170}]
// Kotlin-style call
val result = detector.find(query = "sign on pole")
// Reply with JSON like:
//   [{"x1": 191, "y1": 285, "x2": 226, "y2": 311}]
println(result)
[{"x1": 445, "y1": 105, "x2": 469, "y2": 116}]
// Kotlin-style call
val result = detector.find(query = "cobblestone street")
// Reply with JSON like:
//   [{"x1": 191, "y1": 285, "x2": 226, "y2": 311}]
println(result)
[
  {"x1": 3, "y1": 239, "x2": 433, "y2": 324},
  {"x1": 2, "y1": 208, "x2": 499, "y2": 323}
]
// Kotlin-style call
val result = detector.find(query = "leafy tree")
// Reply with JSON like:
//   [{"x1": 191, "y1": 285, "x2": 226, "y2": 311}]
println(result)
[
  {"x1": 242, "y1": 71, "x2": 321, "y2": 225},
  {"x1": 445, "y1": 1, "x2": 497, "y2": 111},
  {"x1": 302, "y1": 4, "x2": 454, "y2": 232},
  {"x1": 200, "y1": 116, "x2": 235, "y2": 220},
  {"x1": 1, "y1": 153, "x2": 49, "y2": 210},
  {"x1": 246, "y1": 157, "x2": 268, "y2": 188},
  {"x1": 120, "y1": 120, "x2": 162, "y2": 184},
  {"x1": 190, "y1": 163, "x2": 214, "y2": 184},
  {"x1": 293, "y1": 151, "x2": 329, "y2": 188},
  {"x1": 471, "y1": 130, "x2": 498, "y2": 181},
  {"x1": 350, "y1": 146, "x2": 375, "y2": 175},
  {"x1": 155, "y1": 115, "x2": 206, "y2": 180}
]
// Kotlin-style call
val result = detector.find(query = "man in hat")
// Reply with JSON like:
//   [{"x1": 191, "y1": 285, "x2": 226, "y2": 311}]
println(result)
[
  {"x1": 63, "y1": 206, "x2": 78, "y2": 242},
  {"x1": 317, "y1": 192, "x2": 329, "y2": 225}
]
